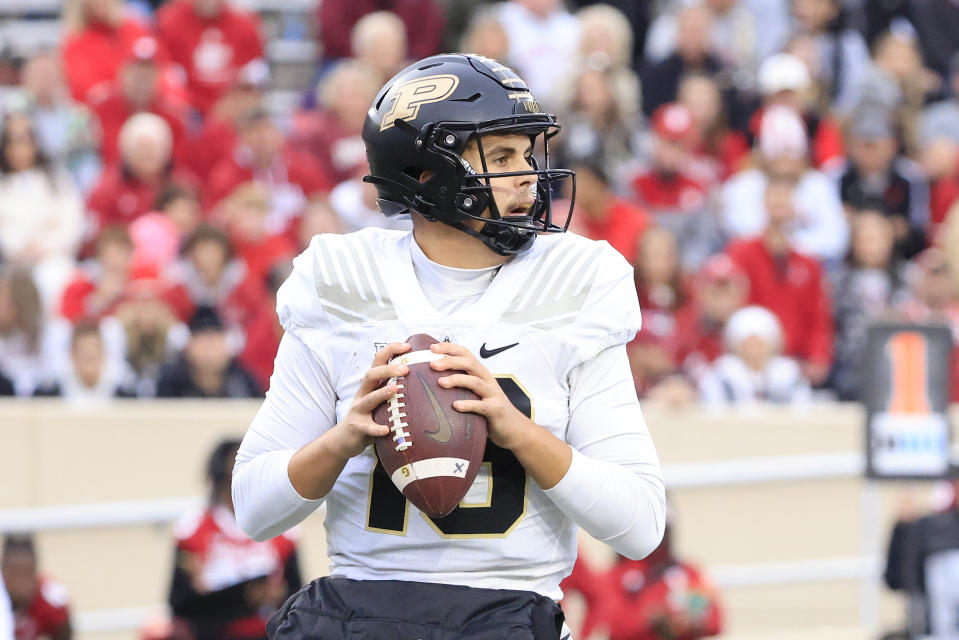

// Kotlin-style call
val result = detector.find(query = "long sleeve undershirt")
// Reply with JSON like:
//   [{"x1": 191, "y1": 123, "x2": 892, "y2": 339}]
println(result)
[{"x1": 233, "y1": 240, "x2": 665, "y2": 560}]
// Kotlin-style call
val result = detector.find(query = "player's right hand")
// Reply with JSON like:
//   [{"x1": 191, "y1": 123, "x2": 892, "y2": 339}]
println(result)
[{"x1": 326, "y1": 342, "x2": 411, "y2": 460}]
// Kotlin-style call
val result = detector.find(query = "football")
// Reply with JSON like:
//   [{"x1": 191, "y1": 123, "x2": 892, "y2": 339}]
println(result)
[{"x1": 373, "y1": 334, "x2": 488, "y2": 518}]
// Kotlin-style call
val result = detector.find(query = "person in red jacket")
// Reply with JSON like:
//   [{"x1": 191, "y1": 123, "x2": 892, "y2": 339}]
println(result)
[
  {"x1": 156, "y1": 0, "x2": 265, "y2": 115},
  {"x1": 726, "y1": 177, "x2": 835, "y2": 385},
  {"x1": 215, "y1": 182, "x2": 296, "y2": 288},
  {"x1": 630, "y1": 103, "x2": 715, "y2": 270},
  {"x1": 1, "y1": 534, "x2": 72, "y2": 640},
  {"x1": 288, "y1": 60, "x2": 382, "y2": 187},
  {"x1": 239, "y1": 262, "x2": 289, "y2": 392},
  {"x1": 86, "y1": 113, "x2": 197, "y2": 237},
  {"x1": 60, "y1": 226, "x2": 140, "y2": 323},
  {"x1": 187, "y1": 61, "x2": 268, "y2": 181},
  {"x1": 568, "y1": 158, "x2": 650, "y2": 263},
  {"x1": 170, "y1": 439, "x2": 301, "y2": 640},
  {"x1": 317, "y1": 0, "x2": 445, "y2": 62},
  {"x1": 206, "y1": 109, "x2": 332, "y2": 237},
  {"x1": 89, "y1": 35, "x2": 189, "y2": 167},
  {"x1": 564, "y1": 520, "x2": 722, "y2": 640},
  {"x1": 61, "y1": 0, "x2": 180, "y2": 105}
]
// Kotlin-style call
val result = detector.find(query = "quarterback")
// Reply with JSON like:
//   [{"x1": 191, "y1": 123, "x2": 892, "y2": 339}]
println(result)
[{"x1": 233, "y1": 54, "x2": 665, "y2": 639}]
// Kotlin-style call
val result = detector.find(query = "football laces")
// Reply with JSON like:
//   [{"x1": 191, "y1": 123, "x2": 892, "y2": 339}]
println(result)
[{"x1": 386, "y1": 377, "x2": 412, "y2": 451}]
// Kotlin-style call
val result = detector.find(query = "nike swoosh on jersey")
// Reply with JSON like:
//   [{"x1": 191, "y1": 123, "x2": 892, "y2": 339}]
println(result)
[
  {"x1": 479, "y1": 342, "x2": 519, "y2": 358},
  {"x1": 418, "y1": 372, "x2": 453, "y2": 443}
]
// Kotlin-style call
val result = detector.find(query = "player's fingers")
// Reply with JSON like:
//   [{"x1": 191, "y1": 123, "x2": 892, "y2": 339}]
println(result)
[
  {"x1": 372, "y1": 342, "x2": 411, "y2": 367},
  {"x1": 452, "y1": 398, "x2": 485, "y2": 414},
  {"x1": 353, "y1": 383, "x2": 399, "y2": 414},
  {"x1": 357, "y1": 419, "x2": 390, "y2": 438},
  {"x1": 429, "y1": 354, "x2": 476, "y2": 373},
  {"x1": 358, "y1": 360, "x2": 408, "y2": 396},
  {"x1": 437, "y1": 373, "x2": 490, "y2": 396},
  {"x1": 430, "y1": 342, "x2": 470, "y2": 357}
]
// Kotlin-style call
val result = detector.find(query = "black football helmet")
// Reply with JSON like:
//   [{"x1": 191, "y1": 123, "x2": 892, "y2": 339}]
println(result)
[{"x1": 362, "y1": 54, "x2": 575, "y2": 255}]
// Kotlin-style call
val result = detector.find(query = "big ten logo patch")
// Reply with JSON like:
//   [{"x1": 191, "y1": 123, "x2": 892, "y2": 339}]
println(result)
[{"x1": 380, "y1": 74, "x2": 459, "y2": 131}]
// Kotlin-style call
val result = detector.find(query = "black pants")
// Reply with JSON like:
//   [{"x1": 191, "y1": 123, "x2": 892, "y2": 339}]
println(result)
[{"x1": 267, "y1": 576, "x2": 565, "y2": 639}]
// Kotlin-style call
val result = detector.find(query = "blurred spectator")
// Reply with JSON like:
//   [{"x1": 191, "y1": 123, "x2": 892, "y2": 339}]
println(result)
[
  {"x1": 155, "y1": 183, "x2": 203, "y2": 241},
  {"x1": 458, "y1": 8, "x2": 511, "y2": 61},
  {"x1": 721, "y1": 105, "x2": 848, "y2": 264},
  {"x1": 288, "y1": 61, "x2": 380, "y2": 186},
  {"x1": 836, "y1": 106, "x2": 928, "y2": 260},
  {"x1": 790, "y1": 0, "x2": 871, "y2": 114},
  {"x1": 640, "y1": 4, "x2": 727, "y2": 118},
  {"x1": 566, "y1": 158, "x2": 649, "y2": 263},
  {"x1": 89, "y1": 36, "x2": 189, "y2": 167},
  {"x1": 349, "y1": 11, "x2": 411, "y2": 84},
  {"x1": 750, "y1": 52, "x2": 845, "y2": 171},
  {"x1": 169, "y1": 439, "x2": 299, "y2": 638},
  {"x1": 5, "y1": 52, "x2": 100, "y2": 192},
  {"x1": 187, "y1": 61, "x2": 268, "y2": 182},
  {"x1": 0, "y1": 270, "x2": 53, "y2": 397},
  {"x1": 884, "y1": 475, "x2": 959, "y2": 639},
  {"x1": 727, "y1": 178, "x2": 835, "y2": 385},
  {"x1": 630, "y1": 103, "x2": 716, "y2": 270},
  {"x1": 919, "y1": 58, "x2": 959, "y2": 239},
  {"x1": 61, "y1": 0, "x2": 178, "y2": 105},
  {"x1": 558, "y1": 63, "x2": 643, "y2": 185},
  {"x1": 675, "y1": 253, "x2": 750, "y2": 381},
  {"x1": 571, "y1": 0, "x2": 653, "y2": 68},
  {"x1": 216, "y1": 183, "x2": 296, "y2": 287},
  {"x1": 897, "y1": 247, "x2": 959, "y2": 403},
  {"x1": 575, "y1": 3, "x2": 636, "y2": 71},
  {"x1": 496, "y1": 0, "x2": 581, "y2": 107},
  {"x1": 156, "y1": 0, "x2": 265, "y2": 115},
  {"x1": 87, "y1": 113, "x2": 196, "y2": 235},
  {"x1": 164, "y1": 224, "x2": 263, "y2": 329},
  {"x1": 829, "y1": 209, "x2": 909, "y2": 400},
  {"x1": 156, "y1": 305, "x2": 260, "y2": 398},
  {"x1": 628, "y1": 227, "x2": 696, "y2": 395},
  {"x1": 329, "y1": 163, "x2": 412, "y2": 233},
  {"x1": 678, "y1": 73, "x2": 749, "y2": 184},
  {"x1": 129, "y1": 213, "x2": 182, "y2": 275},
  {"x1": 565, "y1": 515, "x2": 722, "y2": 640},
  {"x1": 114, "y1": 276, "x2": 188, "y2": 398},
  {"x1": 908, "y1": 0, "x2": 959, "y2": 89},
  {"x1": 698, "y1": 305, "x2": 812, "y2": 404},
  {"x1": 60, "y1": 226, "x2": 147, "y2": 326},
  {"x1": 646, "y1": 0, "x2": 758, "y2": 79},
  {"x1": 206, "y1": 109, "x2": 331, "y2": 236},
  {"x1": 318, "y1": 0, "x2": 444, "y2": 62},
  {"x1": 35, "y1": 320, "x2": 135, "y2": 400},
  {"x1": 239, "y1": 262, "x2": 291, "y2": 392},
  {"x1": 869, "y1": 27, "x2": 940, "y2": 149},
  {"x1": 297, "y1": 199, "x2": 345, "y2": 251},
  {"x1": 0, "y1": 114, "x2": 84, "y2": 311},
  {"x1": 0, "y1": 535, "x2": 71, "y2": 640}
]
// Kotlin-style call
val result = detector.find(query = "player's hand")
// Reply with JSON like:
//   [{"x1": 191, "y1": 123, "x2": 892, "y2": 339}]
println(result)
[
  {"x1": 326, "y1": 342, "x2": 411, "y2": 460},
  {"x1": 429, "y1": 342, "x2": 534, "y2": 450}
]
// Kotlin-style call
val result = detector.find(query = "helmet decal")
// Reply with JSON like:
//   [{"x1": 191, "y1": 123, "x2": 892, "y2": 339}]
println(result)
[{"x1": 380, "y1": 74, "x2": 460, "y2": 131}]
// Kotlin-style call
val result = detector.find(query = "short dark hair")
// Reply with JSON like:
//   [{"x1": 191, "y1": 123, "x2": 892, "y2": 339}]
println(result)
[
  {"x1": 2, "y1": 533, "x2": 35, "y2": 560},
  {"x1": 154, "y1": 181, "x2": 198, "y2": 211},
  {"x1": 95, "y1": 225, "x2": 134, "y2": 254},
  {"x1": 181, "y1": 223, "x2": 234, "y2": 261},
  {"x1": 207, "y1": 438, "x2": 242, "y2": 486},
  {"x1": 71, "y1": 320, "x2": 102, "y2": 349}
]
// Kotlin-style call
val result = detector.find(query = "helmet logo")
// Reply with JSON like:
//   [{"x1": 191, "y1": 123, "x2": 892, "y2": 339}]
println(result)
[{"x1": 380, "y1": 74, "x2": 460, "y2": 131}]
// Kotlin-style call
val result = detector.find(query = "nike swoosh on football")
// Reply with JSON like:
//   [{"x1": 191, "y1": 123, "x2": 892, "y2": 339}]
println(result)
[
  {"x1": 479, "y1": 342, "x2": 519, "y2": 358},
  {"x1": 418, "y1": 372, "x2": 453, "y2": 443}
]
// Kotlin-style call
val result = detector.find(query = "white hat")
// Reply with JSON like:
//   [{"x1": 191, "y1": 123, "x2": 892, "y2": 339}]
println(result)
[
  {"x1": 758, "y1": 105, "x2": 808, "y2": 160},
  {"x1": 758, "y1": 53, "x2": 811, "y2": 95},
  {"x1": 724, "y1": 306, "x2": 783, "y2": 352}
]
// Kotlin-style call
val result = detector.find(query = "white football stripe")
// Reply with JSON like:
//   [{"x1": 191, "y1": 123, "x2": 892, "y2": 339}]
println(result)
[
  {"x1": 390, "y1": 457, "x2": 471, "y2": 492},
  {"x1": 391, "y1": 349, "x2": 446, "y2": 367}
]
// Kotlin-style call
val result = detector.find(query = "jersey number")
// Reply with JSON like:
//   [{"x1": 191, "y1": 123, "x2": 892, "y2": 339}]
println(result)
[{"x1": 366, "y1": 377, "x2": 531, "y2": 537}]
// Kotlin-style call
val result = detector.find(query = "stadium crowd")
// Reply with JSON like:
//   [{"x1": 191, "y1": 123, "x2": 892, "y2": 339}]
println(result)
[{"x1": 2, "y1": 0, "x2": 959, "y2": 409}]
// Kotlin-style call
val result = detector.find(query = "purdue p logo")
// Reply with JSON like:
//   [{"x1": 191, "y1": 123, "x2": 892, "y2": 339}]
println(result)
[{"x1": 380, "y1": 74, "x2": 460, "y2": 131}]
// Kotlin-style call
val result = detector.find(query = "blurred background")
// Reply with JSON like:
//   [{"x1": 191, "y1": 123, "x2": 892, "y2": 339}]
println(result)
[{"x1": 1, "y1": 0, "x2": 959, "y2": 638}]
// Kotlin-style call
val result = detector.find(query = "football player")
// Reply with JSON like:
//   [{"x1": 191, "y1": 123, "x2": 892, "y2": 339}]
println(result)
[{"x1": 232, "y1": 54, "x2": 666, "y2": 640}]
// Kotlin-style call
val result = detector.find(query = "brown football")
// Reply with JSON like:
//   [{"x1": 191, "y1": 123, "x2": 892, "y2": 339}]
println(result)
[{"x1": 373, "y1": 334, "x2": 488, "y2": 518}]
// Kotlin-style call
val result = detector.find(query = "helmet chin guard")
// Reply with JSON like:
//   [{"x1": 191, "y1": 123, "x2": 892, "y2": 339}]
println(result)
[{"x1": 362, "y1": 54, "x2": 576, "y2": 256}]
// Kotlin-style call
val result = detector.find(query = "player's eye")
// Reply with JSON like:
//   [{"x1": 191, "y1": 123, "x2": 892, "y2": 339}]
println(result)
[{"x1": 492, "y1": 155, "x2": 509, "y2": 167}]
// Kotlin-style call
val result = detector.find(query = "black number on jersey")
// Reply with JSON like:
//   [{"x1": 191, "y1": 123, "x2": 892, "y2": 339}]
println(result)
[{"x1": 366, "y1": 376, "x2": 531, "y2": 537}]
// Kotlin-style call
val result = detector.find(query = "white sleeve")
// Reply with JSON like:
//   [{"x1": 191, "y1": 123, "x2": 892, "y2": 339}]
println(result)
[
  {"x1": 543, "y1": 345, "x2": 667, "y2": 560},
  {"x1": 232, "y1": 332, "x2": 336, "y2": 541},
  {"x1": 0, "y1": 573, "x2": 13, "y2": 640}
]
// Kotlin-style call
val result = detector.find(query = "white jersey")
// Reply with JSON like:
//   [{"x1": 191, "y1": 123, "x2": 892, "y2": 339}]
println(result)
[
  {"x1": 0, "y1": 572, "x2": 12, "y2": 640},
  {"x1": 239, "y1": 227, "x2": 660, "y2": 599}
]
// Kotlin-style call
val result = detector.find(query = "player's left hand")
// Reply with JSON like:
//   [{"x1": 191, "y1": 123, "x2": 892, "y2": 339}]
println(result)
[{"x1": 429, "y1": 342, "x2": 533, "y2": 450}]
